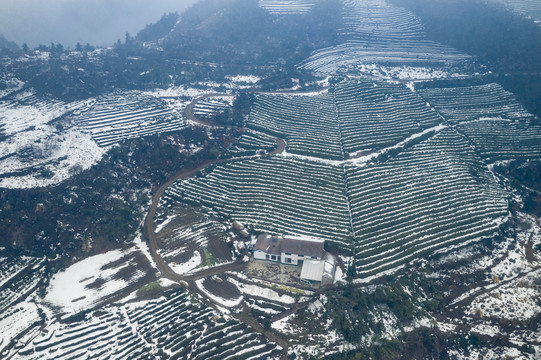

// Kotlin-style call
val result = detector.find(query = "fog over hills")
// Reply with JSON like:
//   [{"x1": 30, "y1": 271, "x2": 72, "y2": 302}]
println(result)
[{"x1": 0, "y1": 0, "x2": 198, "y2": 48}]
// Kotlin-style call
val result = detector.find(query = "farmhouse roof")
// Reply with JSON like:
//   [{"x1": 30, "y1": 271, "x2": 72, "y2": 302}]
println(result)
[
  {"x1": 254, "y1": 234, "x2": 282, "y2": 255},
  {"x1": 300, "y1": 260, "x2": 325, "y2": 282},
  {"x1": 254, "y1": 234, "x2": 325, "y2": 258},
  {"x1": 281, "y1": 236, "x2": 324, "y2": 258}
]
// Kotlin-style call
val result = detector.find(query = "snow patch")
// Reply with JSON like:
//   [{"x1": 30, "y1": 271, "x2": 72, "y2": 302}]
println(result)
[
  {"x1": 228, "y1": 277, "x2": 296, "y2": 304},
  {"x1": 0, "y1": 301, "x2": 41, "y2": 353},
  {"x1": 271, "y1": 313, "x2": 298, "y2": 334},
  {"x1": 0, "y1": 94, "x2": 107, "y2": 189},
  {"x1": 170, "y1": 251, "x2": 202, "y2": 275},
  {"x1": 44, "y1": 248, "x2": 149, "y2": 315},
  {"x1": 155, "y1": 214, "x2": 177, "y2": 234},
  {"x1": 226, "y1": 75, "x2": 261, "y2": 84},
  {"x1": 133, "y1": 233, "x2": 155, "y2": 269}
]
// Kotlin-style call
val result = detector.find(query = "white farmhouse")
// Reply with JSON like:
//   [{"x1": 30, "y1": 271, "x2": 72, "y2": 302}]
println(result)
[
  {"x1": 253, "y1": 234, "x2": 336, "y2": 285},
  {"x1": 253, "y1": 234, "x2": 324, "y2": 265}
]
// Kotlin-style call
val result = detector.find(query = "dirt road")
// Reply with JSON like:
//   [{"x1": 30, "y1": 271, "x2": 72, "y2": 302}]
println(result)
[
  {"x1": 143, "y1": 163, "x2": 249, "y2": 281},
  {"x1": 183, "y1": 93, "x2": 235, "y2": 126},
  {"x1": 142, "y1": 91, "x2": 292, "y2": 348},
  {"x1": 184, "y1": 93, "x2": 286, "y2": 154},
  {"x1": 144, "y1": 93, "x2": 286, "y2": 284}
]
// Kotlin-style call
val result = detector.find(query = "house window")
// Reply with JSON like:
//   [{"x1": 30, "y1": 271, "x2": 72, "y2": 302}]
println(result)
[
  {"x1": 265, "y1": 254, "x2": 269, "y2": 260},
  {"x1": 312, "y1": 256, "x2": 318, "y2": 259},
  {"x1": 285, "y1": 252, "x2": 291, "y2": 255},
  {"x1": 271, "y1": 255, "x2": 276, "y2": 261},
  {"x1": 285, "y1": 258, "x2": 292, "y2": 263},
  {"x1": 298, "y1": 254, "x2": 304, "y2": 257}
]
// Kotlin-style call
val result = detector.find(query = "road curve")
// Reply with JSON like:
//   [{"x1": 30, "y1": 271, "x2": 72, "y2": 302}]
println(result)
[
  {"x1": 142, "y1": 91, "x2": 292, "y2": 349},
  {"x1": 183, "y1": 93, "x2": 235, "y2": 126},
  {"x1": 184, "y1": 93, "x2": 286, "y2": 155},
  {"x1": 144, "y1": 92, "x2": 286, "y2": 283},
  {"x1": 143, "y1": 159, "x2": 217, "y2": 282}
]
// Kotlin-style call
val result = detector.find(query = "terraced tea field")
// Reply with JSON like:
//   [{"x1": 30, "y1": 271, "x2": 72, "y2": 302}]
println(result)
[
  {"x1": 346, "y1": 129, "x2": 508, "y2": 276},
  {"x1": 418, "y1": 83, "x2": 533, "y2": 124},
  {"x1": 0, "y1": 86, "x2": 197, "y2": 188},
  {"x1": 10, "y1": 289, "x2": 281, "y2": 360},
  {"x1": 0, "y1": 255, "x2": 45, "y2": 315},
  {"x1": 166, "y1": 157, "x2": 353, "y2": 247},
  {"x1": 258, "y1": 0, "x2": 320, "y2": 14},
  {"x1": 166, "y1": 78, "x2": 541, "y2": 277},
  {"x1": 248, "y1": 80, "x2": 442, "y2": 159},
  {"x1": 335, "y1": 81, "x2": 441, "y2": 154},
  {"x1": 0, "y1": 262, "x2": 44, "y2": 314},
  {"x1": 226, "y1": 132, "x2": 278, "y2": 157},
  {"x1": 192, "y1": 97, "x2": 232, "y2": 120},
  {"x1": 418, "y1": 83, "x2": 541, "y2": 163},
  {"x1": 0, "y1": 254, "x2": 44, "y2": 290},
  {"x1": 341, "y1": 0, "x2": 424, "y2": 40},
  {"x1": 0, "y1": 253, "x2": 46, "y2": 353},
  {"x1": 457, "y1": 119, "x2": 541, "y2": 163},
  {"x1": 166, "y1": 127, "x2": 508, "y2": 276},
  {"x1": 248, "y1": 92, "x2": 342, "y2": 159},
  {"x1": 236, "y1": 132, "x2": 276, "y2": 151},
  {"x1": 0, "y1": 302, "x2": 42, "y2": 354},
  {"x1": 73, "y1": 91, "x2": 185, "y2": 147},
  {"x1": 299, "y1": 0, "x2": 469, "y2": 74}
]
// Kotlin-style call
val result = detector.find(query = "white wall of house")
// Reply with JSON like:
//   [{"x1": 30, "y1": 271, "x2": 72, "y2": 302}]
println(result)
[
  {"x1": 254, "y1": 250, "x2": 267, "y2": 261},
  {"x1": 254, "y1": 250, "x2": 281, "y2": 262},
  {"x1": 255, "y1": 250, "x2": 321, "y2": 265},
  {"x1": 280, "y1": 252, "x2": 320, "y2": 265}
]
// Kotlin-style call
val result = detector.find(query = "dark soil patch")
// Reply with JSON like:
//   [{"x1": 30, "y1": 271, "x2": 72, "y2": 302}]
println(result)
[
  {"x1": 202, "y1": 276, "x2": 241, "y2": 300},
  {"x1": 525, "y1": 241, "x2": 537, "y2": 264},
  {"x1": 100, "y1": 254, "x2": 133, "y2": 270},
  {"x1": 111, "y1": 252, "x2": 153, "y2": 281},
  {"x1": 169, "y1": 250, "x2": 198, "y2": 265},
  {"x1": 85, "y1": 277, "x2": 106, "y2": 290},
  {"x1": 111, "y1": 264, "x2": 138, "y2": 281},
  {"x1": 208, "y1": 237, "x2": 233, "y2": 263}
]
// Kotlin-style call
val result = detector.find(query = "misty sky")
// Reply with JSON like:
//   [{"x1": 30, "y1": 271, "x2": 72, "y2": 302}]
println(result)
[{"x1": 0, "y1": 0, "x2": 199, "y2": 48}]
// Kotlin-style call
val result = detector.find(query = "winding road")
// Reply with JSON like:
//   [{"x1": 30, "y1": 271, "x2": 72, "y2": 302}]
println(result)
[
  {"x1": 143, "y1": 93, "x2": 285, "y2": 283},
  {"x1": 141, "y1": 92, "x2": 291, "y2": 348},
  {"x1": 184, "y1": 93, "x2": 285, "y2": 154}
]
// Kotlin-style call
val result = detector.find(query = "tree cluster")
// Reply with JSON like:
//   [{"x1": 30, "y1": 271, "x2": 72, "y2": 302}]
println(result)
[{"x1": 0, "y1": 127, "x2": 232, "y2": 265}]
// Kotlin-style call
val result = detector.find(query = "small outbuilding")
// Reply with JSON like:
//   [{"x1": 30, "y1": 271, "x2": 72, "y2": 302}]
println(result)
[{"x1": 300, "y1": 259, "x2": 325, "y2": 284}]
